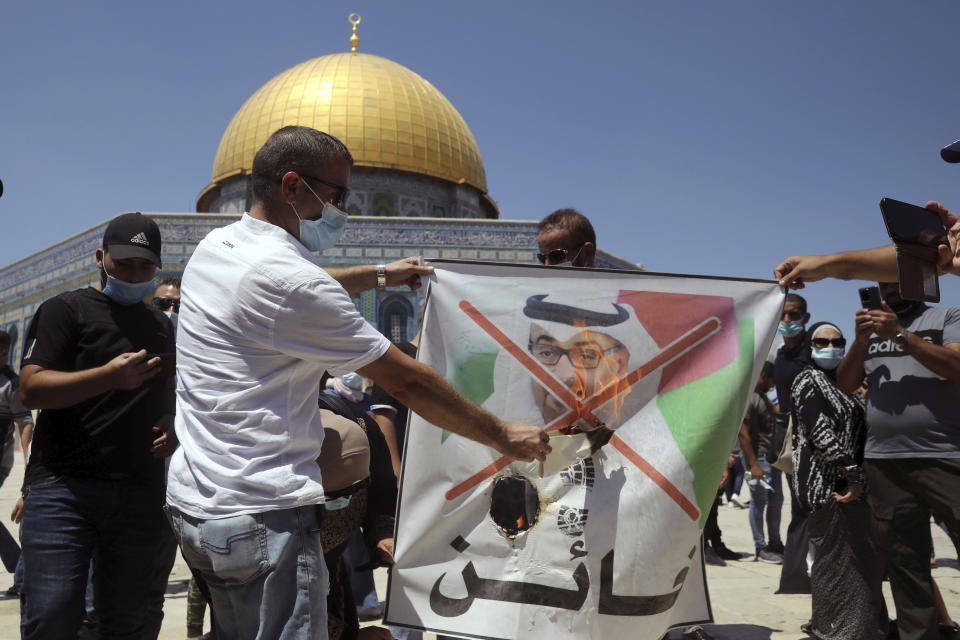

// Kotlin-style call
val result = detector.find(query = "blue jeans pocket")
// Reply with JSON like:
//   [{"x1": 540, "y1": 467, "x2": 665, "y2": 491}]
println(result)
[
  {"x1": 162, "y1": 505, "x2": 181, "y2": 541},
  {"x1": 23, "y1": 474, "x2": 65, "y2": 497},
  {"x1": 198, "y1": 513, "x2": 270, "y2": 585}
]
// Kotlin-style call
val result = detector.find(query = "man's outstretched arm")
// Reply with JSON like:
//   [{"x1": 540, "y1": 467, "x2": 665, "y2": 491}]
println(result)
[
  {"x1": 358, "y1": 344, "x2": 550, "y2": 462},
  {"x1": 325, "y1": 257, "x2": 434, "y2": 295},
  {"x1": 775, "y1": 201, "x2": 960, "y2": 289},
  {"x1": 774, "y1": 246, "x2": 899, "y2": 290}
]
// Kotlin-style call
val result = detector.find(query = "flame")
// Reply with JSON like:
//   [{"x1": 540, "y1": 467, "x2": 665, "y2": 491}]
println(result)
[
  {"x1": 577, "y1": 325, "x2": 630, "y2": 430},
  {"x1": 516, "y1": 514, "x2": 525, "y2": 530}
]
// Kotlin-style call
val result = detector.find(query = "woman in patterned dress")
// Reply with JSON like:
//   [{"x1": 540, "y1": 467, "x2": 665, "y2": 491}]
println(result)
[{"x1": 790, "y1": 322, "x2": 887, "y2": 640}]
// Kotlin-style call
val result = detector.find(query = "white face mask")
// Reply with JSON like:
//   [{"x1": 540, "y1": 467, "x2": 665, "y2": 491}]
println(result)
[
  {"x1": 163, "y1": 310, "x2": 179, "y2": 332},
  {"x1": 291, "y1": 180, "x2": 349, "y2": 252}
]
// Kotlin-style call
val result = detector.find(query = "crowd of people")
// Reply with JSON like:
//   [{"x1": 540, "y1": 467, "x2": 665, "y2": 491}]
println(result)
[
  {"x1": 698, "y1": 288, "x2": 960, "y2": 640},
  {"x1": 0, "y1": 126, "x2": 958, "y2": 640},
  {"x1": 694, "y1": 141, "x2": 960, "y2": 640}
]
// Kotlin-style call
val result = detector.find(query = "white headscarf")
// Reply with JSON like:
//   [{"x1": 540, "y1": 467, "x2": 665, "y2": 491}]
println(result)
[{"x1": 811, "y1": 322, "x2": 842, "y2": 340}]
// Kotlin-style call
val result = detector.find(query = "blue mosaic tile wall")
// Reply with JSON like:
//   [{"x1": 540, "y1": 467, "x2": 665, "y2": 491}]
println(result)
[{"x1": 0, "y1": 213, "x2": 638, "y2": 365}]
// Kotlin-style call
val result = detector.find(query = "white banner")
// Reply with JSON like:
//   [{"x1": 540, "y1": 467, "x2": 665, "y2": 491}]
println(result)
[{"x1": 385, "y1": 262, "x2": 783, "y2": 640}]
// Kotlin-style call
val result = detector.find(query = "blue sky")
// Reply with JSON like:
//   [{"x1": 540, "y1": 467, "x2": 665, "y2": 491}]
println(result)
[{"x1": 2, "y1": 1, "x2": 958, "y2": 344}]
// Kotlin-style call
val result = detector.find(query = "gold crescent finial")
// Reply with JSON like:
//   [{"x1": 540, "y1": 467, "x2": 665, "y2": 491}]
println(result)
[{"x1": 349, "y1": 13, "x2": 361, "y2": 54}]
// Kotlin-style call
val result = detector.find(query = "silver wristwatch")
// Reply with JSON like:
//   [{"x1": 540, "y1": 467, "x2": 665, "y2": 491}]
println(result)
[
  {"x1": 376, "y1": 263, "x2": 387, "y2": 291},
  {"x1": 894, "y1": 329, "x2": 909, "y2": 346}
]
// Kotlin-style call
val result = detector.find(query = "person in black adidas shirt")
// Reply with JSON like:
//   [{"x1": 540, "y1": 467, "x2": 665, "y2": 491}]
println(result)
[{"x1": 17, "y1": 213, "x2": 176, "y2": 640}]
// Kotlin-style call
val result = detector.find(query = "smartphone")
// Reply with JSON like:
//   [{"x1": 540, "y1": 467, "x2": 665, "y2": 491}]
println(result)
[
  {"x1": 879, "y1": 198, "x2": 946, "y2": 302},
  {"x1": 858, "y1": 286, "x2": 883, "y2": 310},
  {"x1": 879, "y1": 198, "x2": 947, "y2": 247},
  {"x1": 147, "y1": 352, "x2": 176, "y2": 378}
]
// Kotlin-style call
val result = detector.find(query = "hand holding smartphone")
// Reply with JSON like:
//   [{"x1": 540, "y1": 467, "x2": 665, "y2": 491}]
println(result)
[{"x1": 879, "y1": 198, "x2": 947, "y2": 302}]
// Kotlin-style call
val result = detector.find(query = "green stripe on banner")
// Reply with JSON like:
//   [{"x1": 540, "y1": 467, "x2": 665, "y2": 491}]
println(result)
[
  {"x1": 657, "y1": 319, "x2": 755, "y2": 527},
  {"x1": 443, "y1": 349, "x2": 499, "y2": 443}
]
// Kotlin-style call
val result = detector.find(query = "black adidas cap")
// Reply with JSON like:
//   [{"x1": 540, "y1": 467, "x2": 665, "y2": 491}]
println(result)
[
  {"x1": 941, "y1": 139, "x2": 960, "y2": 164},
  {"x1": 103, "y1": 212, "x2": 162, "y2": 267}
]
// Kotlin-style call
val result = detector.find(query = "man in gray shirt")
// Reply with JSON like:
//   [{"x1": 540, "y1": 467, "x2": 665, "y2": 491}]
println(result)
[{"x1": 837, "y1": 282, "x2": 960, "y2": 640}]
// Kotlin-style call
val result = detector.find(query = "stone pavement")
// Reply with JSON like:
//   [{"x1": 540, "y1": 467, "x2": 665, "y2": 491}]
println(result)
[{"x1": 0, "y1": 450, "x2": 956, "y2": 639}]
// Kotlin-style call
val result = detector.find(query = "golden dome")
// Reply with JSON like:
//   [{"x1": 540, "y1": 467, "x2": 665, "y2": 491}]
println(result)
[{"x1": 200, "y1": 51, "x2": 488, "y2": 207}]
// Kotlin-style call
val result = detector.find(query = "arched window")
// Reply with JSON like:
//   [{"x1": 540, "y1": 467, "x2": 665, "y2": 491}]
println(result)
[{"x1": 378, "y1": 296, "x2": 413, "y2": 344}]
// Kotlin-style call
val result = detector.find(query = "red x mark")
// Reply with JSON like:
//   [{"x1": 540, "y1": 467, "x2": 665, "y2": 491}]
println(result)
[{"x1": 444, "y1": 300, "x2": 718, "y2": 521}]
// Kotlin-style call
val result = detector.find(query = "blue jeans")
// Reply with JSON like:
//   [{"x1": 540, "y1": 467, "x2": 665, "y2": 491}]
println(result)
[
  {"x1": 143, "y1": 516, "x2": 179, "y2": 640},
  {"x1": 342, "y1": 530, "x2": 379, "y2": 611},
  {"x1": 744, "y1": 458, "x2": 784, "y2": 549},
  {"x1": 167, "y1": 504, "x2": 329, "y2": 640},
  {"x1": 20, "y1": 474, "x2": 165, "y2": 640},
  {"x1": 78, "y1": 519, "x2": 179, "y2": 640}
]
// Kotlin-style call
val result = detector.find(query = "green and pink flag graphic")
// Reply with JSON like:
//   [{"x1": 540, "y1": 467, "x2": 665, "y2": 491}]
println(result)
[{"x1": 385, "y1": 262, "x2": 783, "y2": 640}]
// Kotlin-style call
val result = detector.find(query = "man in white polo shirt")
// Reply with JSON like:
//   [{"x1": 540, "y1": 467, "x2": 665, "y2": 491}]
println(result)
[{"x1": 165, "y1": 126, "x2": 550, "y2": 640}]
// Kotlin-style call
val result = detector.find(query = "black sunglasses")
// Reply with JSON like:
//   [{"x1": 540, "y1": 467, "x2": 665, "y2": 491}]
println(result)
[
  {"x1": 811, "y1": 337, "x2": 845, "y2": 348},
  {"x1": 300, "y1": 174, "x2": 349, "y2": 209},
  {"x1": 153, "y1": 297, "x2": 180, "y2": 312},
  {"x1": 536, "y1": 243, "x2": 585, "y2": 265}
]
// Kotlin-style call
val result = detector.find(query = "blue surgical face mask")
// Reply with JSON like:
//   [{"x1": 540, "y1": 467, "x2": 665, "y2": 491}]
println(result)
[
  {"x1": 324, "y1": 496, "x2": 352, "y2": 511},
  {"x1": 342, "y1": 372, "x2": 363, "y2": 390},
  {"x1": 777, "y1": 320, "x2": 805, "y2": 338},
  {"x1": 811, "y1": 347, "x2": 845, "y2": 370},
  {"x1": 291, "y1": 180, "x2": 349, "y2": 252},
  {"x1": 101, "y1": 265, "x2": 155, "y2": 306}
]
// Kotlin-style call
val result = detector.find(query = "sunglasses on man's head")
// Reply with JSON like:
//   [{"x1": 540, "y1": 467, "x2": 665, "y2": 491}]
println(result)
[
  {"x1": 153, "y1": 297, "x2": 180, "y2": 312},
  {"x1": 811, "y1": 337, "x2": 845, "y2": 348}
]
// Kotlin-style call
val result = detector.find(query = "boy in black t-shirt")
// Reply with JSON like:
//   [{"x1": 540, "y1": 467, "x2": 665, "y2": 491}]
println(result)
[{"x1": 18, "y1": 213, "x2": 176, "y2": 640}]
